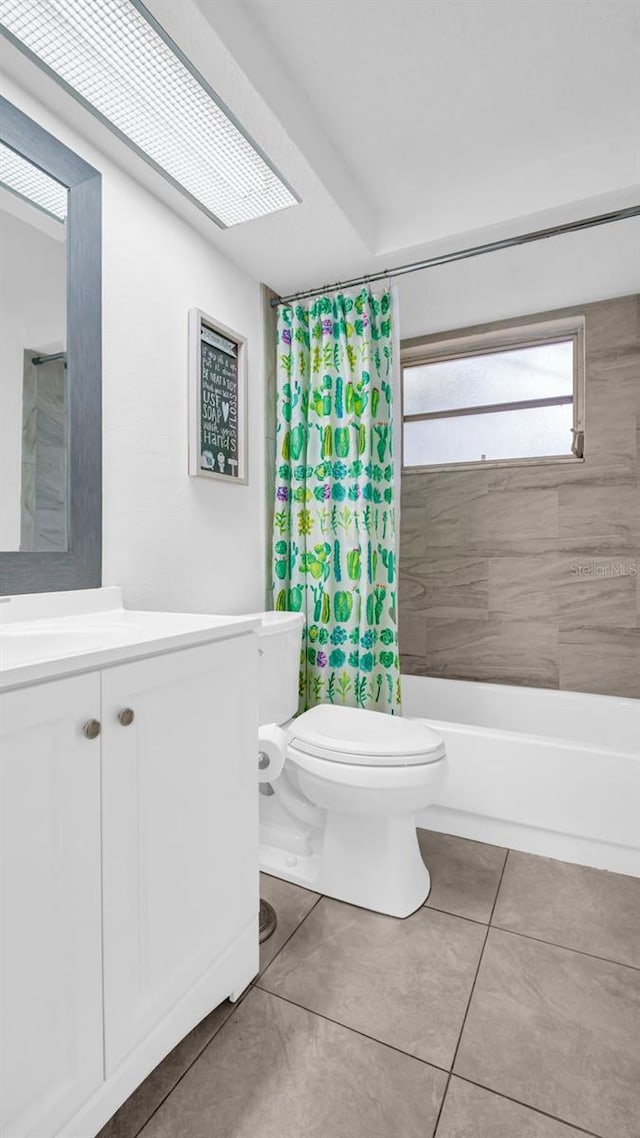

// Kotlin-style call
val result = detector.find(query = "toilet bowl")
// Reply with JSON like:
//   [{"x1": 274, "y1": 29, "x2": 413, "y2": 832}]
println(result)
[{"x1": 255, "y1": 612, "x2": 448, "y2": 919}]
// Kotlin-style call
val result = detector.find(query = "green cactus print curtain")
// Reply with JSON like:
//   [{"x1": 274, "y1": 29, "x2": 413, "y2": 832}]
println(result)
[{"x1": 273, "y1": 287, "x2": 401, "y2": 715}]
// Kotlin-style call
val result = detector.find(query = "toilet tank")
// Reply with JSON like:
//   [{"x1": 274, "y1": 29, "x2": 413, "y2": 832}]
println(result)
[{"x1": 254, "y1": 611, "x2": 304, "y2": 726}]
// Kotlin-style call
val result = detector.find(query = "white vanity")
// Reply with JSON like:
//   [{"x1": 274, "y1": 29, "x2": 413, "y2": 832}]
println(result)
[{"x1": 0, "y1": 587, "x2": 260, "y2": 1138}]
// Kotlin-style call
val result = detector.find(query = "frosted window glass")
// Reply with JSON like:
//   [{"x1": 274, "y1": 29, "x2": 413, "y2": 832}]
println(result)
[
  {"x1": 404, "y1": 341, "x2": 573, "y2": 415},
  {"x1": 404, "y1": 403, "x2": 574, "y2": 467}
]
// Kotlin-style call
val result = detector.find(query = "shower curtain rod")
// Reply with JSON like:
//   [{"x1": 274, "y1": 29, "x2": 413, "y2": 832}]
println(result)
[
  {"x1": 269, "y1": 203, "x2": 640, "y2": 307},
  {"x1": 31, "y1": 351, "x2": 66, "y2": 365}
]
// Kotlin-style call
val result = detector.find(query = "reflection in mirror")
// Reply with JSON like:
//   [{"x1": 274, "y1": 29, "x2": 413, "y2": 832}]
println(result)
[{"x1": 0, "y1": 142, "x2": 68, "y2": 552}]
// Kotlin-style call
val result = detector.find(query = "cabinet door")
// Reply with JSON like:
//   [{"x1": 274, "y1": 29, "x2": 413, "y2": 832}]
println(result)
[
  {"x1": 0, "y1": 674, "x2": 103, "y2": 1138},
  {"x1": 101, "y1": 637, "x2": 258, "y2": 1072}
]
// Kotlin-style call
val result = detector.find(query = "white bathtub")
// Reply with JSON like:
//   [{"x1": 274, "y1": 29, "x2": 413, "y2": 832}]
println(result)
[{"x1": 402, "y1": 675, "x2": 640, "y2": 878}]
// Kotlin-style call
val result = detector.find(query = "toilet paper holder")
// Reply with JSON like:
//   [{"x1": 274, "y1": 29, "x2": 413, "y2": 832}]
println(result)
[{"x1": 257, "y1": 723, "x2": 287, "y2": 783}]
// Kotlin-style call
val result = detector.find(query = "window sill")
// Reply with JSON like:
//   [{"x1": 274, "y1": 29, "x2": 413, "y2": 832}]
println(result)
[{"x1": 402, "y1": 454, "x2": 585, "y2": 475}]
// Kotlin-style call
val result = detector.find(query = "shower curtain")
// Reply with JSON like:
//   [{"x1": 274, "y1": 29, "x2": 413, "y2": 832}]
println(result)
[{"x1": 272, "y1": 287, "x2": 401, "y2": 715}]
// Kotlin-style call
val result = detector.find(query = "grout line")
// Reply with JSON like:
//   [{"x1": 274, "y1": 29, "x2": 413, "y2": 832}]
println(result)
[
  {"x1": 448, "y1": 850, "x2": 509, "y2": 1072},
  {"x1": 256, "y1": 890, "x2": 323, "y2": 980},
  {"x1": 121, "y1": 845, "x2": 631, "y2": 1138},
  {"x1": 424, "y1": 902, "x2": 488, "y2": 927},
  {"x1": 453, "y1": 1074, "x2": 605, "y2": 1138},
  {"x1": 418, "y1": 825, "x2": 509, "y2": 854},
  {"x1": 261, "y1": 911, "x2": 609, "y2": 1138},
  {"x1": 486, "y1": 846, "x2": 640, "y2": 969},
  {"x1": 433, "y1": 850, "x2": 510, "y2": 1137},
  {"x1": 253, "y1": 983, "x2": 451, "y2": 1077},
  {"x1": 422, "y1": 856, "x2": 639, "y2": 974},
  {"x1": 489, "y1": 923, "x2": 640, "y2": 973},
  {"x1": 130, "y1": 891, "x2": 323, "y2": 1138},
  {"x1": 487, "y1": 848, "x2": 510, "y2": 927},
  {"x1": 131, "y1": 981, "x2": 254, "y2": 1138}
]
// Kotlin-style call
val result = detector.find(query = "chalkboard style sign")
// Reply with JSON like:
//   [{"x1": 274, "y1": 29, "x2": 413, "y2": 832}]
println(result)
[{"x1": 188, "y1": 309, "x2": 247, "y2": 483}]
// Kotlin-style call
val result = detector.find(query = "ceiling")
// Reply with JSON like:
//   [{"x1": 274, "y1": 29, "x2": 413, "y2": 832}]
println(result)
[
  {"x1": 238, "y1": 0, "x2": 640, "y2": 252},
  {"x1": 2, "y1": 0, "x2": 639, "y2": 294}
]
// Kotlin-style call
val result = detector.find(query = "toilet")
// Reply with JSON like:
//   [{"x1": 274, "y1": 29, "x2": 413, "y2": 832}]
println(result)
[{"x1": 256, "y1": 611, "x2": 447, "y2": 919}]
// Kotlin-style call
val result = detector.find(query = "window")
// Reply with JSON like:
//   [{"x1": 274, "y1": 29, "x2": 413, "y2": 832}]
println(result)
[{"x1": 402, "y1": 317, "x2": 585, "y2": 470}]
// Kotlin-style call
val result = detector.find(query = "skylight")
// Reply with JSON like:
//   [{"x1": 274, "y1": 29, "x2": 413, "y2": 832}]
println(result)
[
  {"x1": 0, "y1": 0, "x2": 299, "y2": 227},
  {"x1": 0, "y1": 140, "x2": 67, "y2": 219}
]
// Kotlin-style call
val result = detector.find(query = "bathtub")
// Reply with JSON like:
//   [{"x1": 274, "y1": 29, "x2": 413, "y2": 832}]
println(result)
[{"x1": 402, "y1": 675, "x2": 640, "y2": 878}]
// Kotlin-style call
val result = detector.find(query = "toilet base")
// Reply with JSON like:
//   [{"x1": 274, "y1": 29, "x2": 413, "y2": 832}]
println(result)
[{"x1": 260, "y1": 812, "x2": 431, "y2": 919}]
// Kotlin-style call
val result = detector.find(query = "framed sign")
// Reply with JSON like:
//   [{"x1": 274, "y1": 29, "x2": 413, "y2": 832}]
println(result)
[{"x1": 188, "y1": 308, "x2": 247, "y2": 482}]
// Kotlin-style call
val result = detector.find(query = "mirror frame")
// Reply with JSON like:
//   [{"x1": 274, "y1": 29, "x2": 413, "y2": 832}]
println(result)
[{"x1": 0, "y1": 96, "x2": 101, "y2": 595}]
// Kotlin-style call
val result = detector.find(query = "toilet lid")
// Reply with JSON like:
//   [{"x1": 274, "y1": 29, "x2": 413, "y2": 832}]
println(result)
[{"x1": 289, "y1": 705, "x2": 445, "y2": 766}]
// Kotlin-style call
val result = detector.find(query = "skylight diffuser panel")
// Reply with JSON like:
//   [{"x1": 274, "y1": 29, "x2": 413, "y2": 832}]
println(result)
[
  {"x1": 0, "y1": 140, "x2": 67, "y2": 219},
  {"x1": 0, "y1": 0, "x2": 298, "y2": 227}
]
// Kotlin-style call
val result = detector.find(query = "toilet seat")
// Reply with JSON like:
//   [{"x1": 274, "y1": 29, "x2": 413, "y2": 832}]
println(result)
[
  {"x1": 287, "y1": 742, "x2": 446, "y2": 790},
  {"x1": 289, "y1": 704, "x2": 446, "y2": 767}
]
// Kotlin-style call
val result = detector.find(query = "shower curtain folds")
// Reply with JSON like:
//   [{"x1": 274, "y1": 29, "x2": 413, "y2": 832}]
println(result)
[{"x1": 272, "y1": 287, "x2": 401, "y2": 715}]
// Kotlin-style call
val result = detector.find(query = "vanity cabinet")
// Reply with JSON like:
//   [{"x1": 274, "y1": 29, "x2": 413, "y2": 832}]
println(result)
[
  {"x1": 0, "y1": 673, "x2": 104, "y2": 1138},
  {"x1": 101, "y1": 638, "x2": 257, "y2": 1072},
  {"x1": 0, "y1": 634, "x2": 258, "y2": 1138}
]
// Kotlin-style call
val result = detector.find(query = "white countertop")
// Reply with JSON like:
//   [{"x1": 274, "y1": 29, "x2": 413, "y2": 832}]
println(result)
[{"x1": 0, "y1": 587, "x2": 260, "y2": 691}]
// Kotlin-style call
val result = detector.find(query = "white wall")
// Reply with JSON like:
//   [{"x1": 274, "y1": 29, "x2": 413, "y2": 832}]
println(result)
[
  {"x1": 396, "y1": 214, "x2": 640, "y2": 338},
  {"x1": 0, "y1": 205, "x2": 66, "y2": 550},
  {"x1": 2, "y1": 76, "x2": 266, "y2": 615}
]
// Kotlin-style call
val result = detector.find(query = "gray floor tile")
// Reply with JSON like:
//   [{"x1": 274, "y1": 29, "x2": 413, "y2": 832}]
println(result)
[
  {"x1": 454, "y1": 928, "x2": 640, "y2": 1138},
  {"x1": 259, "y1": 897, "x2": 485, "y2": 1069},
  {"x1": 492, "y1": 850, "x2": 640, "y2": 969},
  {"x1": 259, "y1": 872, "x2": 319, "y2": 974},
  {"x1": 139, "y1": 987, "x2": 447, "y2": 1138},
  {"x1": 418, "y1": 829, "x2": 507, "y2": 923},
  {"x1": 97, "y1": 1000, "x2": 237, "y2": 1138},
  {"x1": 436, "y1": 1078, "x2": 592, "y2": 1138}
]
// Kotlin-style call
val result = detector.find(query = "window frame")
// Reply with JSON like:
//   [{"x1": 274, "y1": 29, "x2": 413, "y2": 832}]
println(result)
[{"x1": 401, "y1": 315, "x2": 585, "y2": 473}]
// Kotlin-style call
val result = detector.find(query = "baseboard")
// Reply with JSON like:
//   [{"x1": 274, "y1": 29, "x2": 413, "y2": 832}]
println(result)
[
  {"x1": 57, "y1": 918, "x2": 259, "y2": 1138},
  {"x1": 418, "y1": 805, "x2": 640, "y2": 878}
]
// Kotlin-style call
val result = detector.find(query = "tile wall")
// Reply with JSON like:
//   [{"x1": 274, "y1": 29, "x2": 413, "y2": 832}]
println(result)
[
  {"x1": 20, "y1": 350, "x2": 68, "y2": 552},
  {"x1": 399, "y1": 294, "x2": 640, "y2": 697}
]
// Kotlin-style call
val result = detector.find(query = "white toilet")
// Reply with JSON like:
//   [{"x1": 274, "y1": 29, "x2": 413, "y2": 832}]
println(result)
[{"x1": 256, "y1": 611, "x2": 447, "y2": 918}]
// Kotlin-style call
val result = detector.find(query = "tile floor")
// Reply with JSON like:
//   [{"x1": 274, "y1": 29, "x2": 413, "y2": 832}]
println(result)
[{"x1": 98, "y1": 831, "x2": 640, "y2": 1138}]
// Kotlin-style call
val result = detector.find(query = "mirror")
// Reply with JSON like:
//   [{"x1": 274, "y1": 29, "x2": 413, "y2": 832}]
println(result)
[
  {"x1": 0, "y1": 98, "x2": 101, "y2": 596},
  {"x1": 0, "y1": 144, "x2": 68, "y2": 552}
]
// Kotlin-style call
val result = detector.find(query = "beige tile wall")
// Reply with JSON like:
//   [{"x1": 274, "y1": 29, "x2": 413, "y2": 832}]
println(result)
[{"x1": 399, "y1": 294, "x2": 640, "y2": 698}]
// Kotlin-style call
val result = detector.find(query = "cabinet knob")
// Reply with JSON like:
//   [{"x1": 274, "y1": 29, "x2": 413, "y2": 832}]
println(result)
[
  {"x1": 83, "y1": 719, "x2": 101, "y2": 740},
  {"x1": 118, "y1": 707, "x2": 135, "y2": 727}
]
